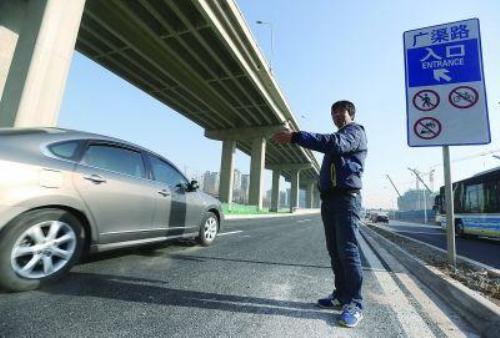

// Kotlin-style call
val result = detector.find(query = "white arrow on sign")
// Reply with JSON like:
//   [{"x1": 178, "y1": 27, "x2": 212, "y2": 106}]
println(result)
[{"x1": 433, "y1": 68, "x2": 452, "y2": 82}]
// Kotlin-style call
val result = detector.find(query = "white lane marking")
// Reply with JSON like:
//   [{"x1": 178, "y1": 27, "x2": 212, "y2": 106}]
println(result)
[
  {"x1": 362, "y1": 230, "x2": 476, "y2": 337},
  {"x1": 394, "y1": 231, "x2": 445, "y2": 236},
  {"x1": 359, "y1": 233, "x2": 436, "y2": 337},
  {"x1": 390, "y1": 222, "x2": 443, "y2": 229},
  {"x1": 218, "y1": 231, "x2": 243, "y2": 236}
]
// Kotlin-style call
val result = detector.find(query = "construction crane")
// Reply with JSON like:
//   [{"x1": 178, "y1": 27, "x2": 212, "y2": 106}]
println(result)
[
  {"x1": 416, "y1": 168, "x2": 436, "y2": 191},
  {"x1": 408, "y1": 168, "x2": 432, "y2": 193},
  {"x1": 385, "y1": 175, "x2": 402, "y2": 197},
  {"x1": 408, "y1": 168, "x2": 433, "y2": 224}
]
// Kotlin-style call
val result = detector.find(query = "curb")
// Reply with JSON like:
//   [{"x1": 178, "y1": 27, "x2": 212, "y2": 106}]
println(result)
[
  {"x1": 361, "y1": 225, "x2": 500, "y2": 337},
  {"x1": 367, "y1": 222, "x2": 500, "y2": 278}
]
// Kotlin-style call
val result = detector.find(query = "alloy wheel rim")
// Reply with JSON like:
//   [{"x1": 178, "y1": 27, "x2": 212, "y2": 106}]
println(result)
[
  {"x1": 204, "y1": 217, "x2": 218, "y2": 241},
  {"x1": 11, "y1": 221, "x2": 77, "y2": 279}
]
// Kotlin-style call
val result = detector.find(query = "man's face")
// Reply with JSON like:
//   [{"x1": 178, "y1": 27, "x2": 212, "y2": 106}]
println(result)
[{"x1": 331, "y1": 108, "x2": 352, "y2": 129}]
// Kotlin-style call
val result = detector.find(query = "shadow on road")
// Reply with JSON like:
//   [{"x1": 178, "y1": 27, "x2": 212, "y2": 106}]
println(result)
[
  {"x1": 42, "y1": 272, "x2": 338, "y2": 325},
  {"x1": 79, "y1": 239, "x2": 197, "y2": 264},
  {"x1": 168, "y1": 254, "x2": 333, "y2": 270},
  {"x1": 166, "y1": 254, "x2": 386, "y2": 273}
]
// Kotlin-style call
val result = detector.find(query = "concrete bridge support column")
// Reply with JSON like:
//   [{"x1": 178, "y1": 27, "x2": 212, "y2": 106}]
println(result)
[
  {"x1": 290, "y1": 169, "x2": 301, "y2": 213},
  {"x1": 0, "y1": 0, "x2": 86, "y2": 127},
  {"x1": 218, "y1": 139, "x2": 236, "y2": 203},
  {"x1": 268, "y1": 164, "x2": 312, "y2": 213},
  {"x1": 249, "y1": 136, "x2": 266, "y2": 210},
  {"x1": 305, "y1": 182, "x2": 315, "y2": 209},
  {"x1": 315, "y1": 190, "x2": 321, "y2": 208},
  {"x1": 270, "y1": 169, "x2": 281, "y2": 212}
]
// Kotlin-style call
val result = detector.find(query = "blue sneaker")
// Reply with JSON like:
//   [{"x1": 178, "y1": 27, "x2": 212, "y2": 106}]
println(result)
[
  {"x1": 338, "y1": 304, "x2": 363, "y2": 328},
  {"x1": 317, "y1": 292, "x2": 343, "y2": 309}
]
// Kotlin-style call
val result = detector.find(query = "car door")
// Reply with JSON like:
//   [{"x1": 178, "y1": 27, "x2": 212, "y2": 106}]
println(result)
[
  {"x1": 147, "y1": 155, "x2": 190, "y2": 236},
  {"x1": 73, "y1": 142, "x2": 158, "y2": 243}
]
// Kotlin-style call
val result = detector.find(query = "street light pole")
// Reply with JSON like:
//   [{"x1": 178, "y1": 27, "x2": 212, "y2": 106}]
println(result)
[{"x1": 256, "y1": 20, "x2": 274, "y2": 74}]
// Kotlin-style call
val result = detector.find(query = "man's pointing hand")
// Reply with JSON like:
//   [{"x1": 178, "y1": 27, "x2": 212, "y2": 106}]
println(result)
[{"x1": 272, "y1": 130, "x2": 294, "y2": 144}]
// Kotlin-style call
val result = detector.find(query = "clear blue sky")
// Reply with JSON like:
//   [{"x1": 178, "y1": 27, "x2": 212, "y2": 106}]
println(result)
[{"x1": 59, "y1": 0, "x2": 500, "y2": 209}]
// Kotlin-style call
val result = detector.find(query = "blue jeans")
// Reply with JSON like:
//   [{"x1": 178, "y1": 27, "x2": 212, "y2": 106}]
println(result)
[{"x1": 321, "y1": 192, "x2": 363, "y2": 309}]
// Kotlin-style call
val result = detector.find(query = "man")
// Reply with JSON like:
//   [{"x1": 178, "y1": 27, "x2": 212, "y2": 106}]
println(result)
[{"x1": 272, "y1": 100, "x2": 367, "y2": 328}]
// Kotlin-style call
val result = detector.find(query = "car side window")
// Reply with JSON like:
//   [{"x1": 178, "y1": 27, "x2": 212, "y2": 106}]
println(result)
[
  {"x1": 48, "y1": 141, "x2": 80, "y2": 160},
  {"x1": 148, "y1": 155, "x2": 188, "y2": 188},
  {"x1": 82, "y1": 144, "x2": 146, "y2": 178}
]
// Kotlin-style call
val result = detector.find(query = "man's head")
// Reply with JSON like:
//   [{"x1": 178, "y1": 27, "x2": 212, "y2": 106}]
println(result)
[{"x1": 331, "y1": 100, "x2": 356, "y2": 129}]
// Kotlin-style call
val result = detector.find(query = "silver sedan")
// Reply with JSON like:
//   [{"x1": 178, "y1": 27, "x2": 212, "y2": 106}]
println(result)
[{"x1": 0, "y1": 128, "x2": 223, "y2": 292}]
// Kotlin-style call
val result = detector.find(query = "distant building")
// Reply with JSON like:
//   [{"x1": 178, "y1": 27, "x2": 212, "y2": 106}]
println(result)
[
  {"x1": 263, "y1": 189, "x2": 272, "y2": 208},
  {"x1": 299, "y1": 189, "x2": 306, "y2": 208},
  {"x1": 233, "y1": 169, "x2": 242, "y2": 191},
  {"x1": 232, "y1": 169, "x2": 242, "y2": 203},
  {"x1": 239, "y1": 174, "x2": 250, "y2": 204},
  {"x1": 202, "y1": 171, "x2": 219, "y2": 197},
  {"x1": 279, "y1": 190, "x2": 287, "y2": 207},
  {"x1": 397, "y1": 189, "x2": 436, "y2": 211}
]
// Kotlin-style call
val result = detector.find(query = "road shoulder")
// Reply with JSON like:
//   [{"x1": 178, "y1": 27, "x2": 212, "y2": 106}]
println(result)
[{"x1": 362, "y1": 224, "x2": 500, "y2": 337}]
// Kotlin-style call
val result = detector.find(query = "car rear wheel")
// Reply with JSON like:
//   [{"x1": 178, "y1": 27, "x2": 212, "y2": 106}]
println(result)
[
  {"x1": 0, "y1": 208, "x2": 84, "y2": 292},
  {"x1": 198, "y1": 212, "x2": 218, "y2": 246}
]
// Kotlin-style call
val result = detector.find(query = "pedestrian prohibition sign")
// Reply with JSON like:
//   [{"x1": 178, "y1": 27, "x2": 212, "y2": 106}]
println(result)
[
  {"x1": 414, "y1": 117, "x2": 441, "y2": 139},
  {"x1": 404, "y1": 18, "x2": 490, "y2": 146},
  {"x1": 449, "y1": 86, "x2": 478, "y2": 109},
  {"x1": 413, "y1": 89, "x2": 440, "y2": 111}
]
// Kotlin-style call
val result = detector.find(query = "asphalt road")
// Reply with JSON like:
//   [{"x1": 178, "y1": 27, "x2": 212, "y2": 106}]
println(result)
[
  {"x1": 383, "y1": 220, "x2": 500, "y2": 269},
  {"x1": 0, "y1": 215, "x2": 465, "y2": 337}
]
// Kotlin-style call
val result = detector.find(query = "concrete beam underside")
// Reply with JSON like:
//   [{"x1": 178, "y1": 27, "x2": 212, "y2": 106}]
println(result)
[
  {"x1": 205, "y1": 124, "x2": 286, "y2": 141},
  {"x1": 0, "y1": 0, "x2": 86, "y2": 127}
]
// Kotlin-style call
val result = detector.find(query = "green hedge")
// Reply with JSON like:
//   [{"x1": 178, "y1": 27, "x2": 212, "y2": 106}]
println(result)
[{"x1": 222, "y1": 203, "x2": 290, "y2": 215}]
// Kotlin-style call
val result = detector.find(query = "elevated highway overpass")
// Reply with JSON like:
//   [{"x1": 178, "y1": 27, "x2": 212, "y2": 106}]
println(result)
[{"x1": 0, "y1": 0, "x2": 320, "y2": 210}]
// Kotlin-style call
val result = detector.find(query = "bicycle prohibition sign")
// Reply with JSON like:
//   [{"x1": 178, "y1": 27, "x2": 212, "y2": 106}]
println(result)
[{"x1": 449, "y1": 86, "x2": 479, "y2": 109}]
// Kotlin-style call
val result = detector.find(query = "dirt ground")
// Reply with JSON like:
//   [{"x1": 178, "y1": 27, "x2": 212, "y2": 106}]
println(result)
[{"x1": 366, "y1": 224, "x2": 500, "y2": 307}]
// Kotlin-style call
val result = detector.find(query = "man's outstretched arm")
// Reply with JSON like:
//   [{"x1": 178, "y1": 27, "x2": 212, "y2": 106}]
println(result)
[{"x1": 272, "y1": 128, "x2": 362, "y2": 155}]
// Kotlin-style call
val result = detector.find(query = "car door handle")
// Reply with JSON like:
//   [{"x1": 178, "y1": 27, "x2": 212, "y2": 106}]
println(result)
[
  {"x1": 158, "y1": 189, "x2": 170, "y2": 197},
  {"x1": 83, "y1": 174, "x2": 107, "y2": 184}
]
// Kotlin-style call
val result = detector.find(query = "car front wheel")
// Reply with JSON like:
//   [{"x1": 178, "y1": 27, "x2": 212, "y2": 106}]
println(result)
[
  {"x1": 0, "y1": 208, "x2": 84, "y2": 292},
  {"x1": 198, "y1": 212, "x2": 218, "y2": 246}
]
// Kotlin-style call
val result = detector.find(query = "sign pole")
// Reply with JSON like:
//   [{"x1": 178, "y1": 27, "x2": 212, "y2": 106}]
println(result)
[
  {"x1": 442, "y1": 145, "x2": 456, "y2": 268},
  {"x1": 423, "y1": 189, "x2": 427, "y2": 224}
]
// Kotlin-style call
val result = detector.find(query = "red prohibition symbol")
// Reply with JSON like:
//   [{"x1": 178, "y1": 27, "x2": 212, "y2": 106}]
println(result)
[
  {"x1": 412, "y1": 89, "x2": 440, "y2": 112},
  {"x1": 414, "y1": 117, "x2": 442, "y2": 140},
  {"x1": 449, "y1": 86, "x2": 479, "y2": 109}
]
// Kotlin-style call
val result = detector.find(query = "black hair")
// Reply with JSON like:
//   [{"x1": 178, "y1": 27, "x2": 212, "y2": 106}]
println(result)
[{"x1": 331, "y1": 100, "x2": 356, "y2": 119}]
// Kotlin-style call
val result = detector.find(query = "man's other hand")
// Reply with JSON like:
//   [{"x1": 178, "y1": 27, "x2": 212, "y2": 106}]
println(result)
[{"x1": 272, "y1": 130, "x2": 293, "y2": 144}]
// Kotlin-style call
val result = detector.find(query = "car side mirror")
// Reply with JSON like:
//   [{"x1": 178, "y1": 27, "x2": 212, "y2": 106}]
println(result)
[{"x1": 188, "y1": 180, "x2": 199, "y2": 192}]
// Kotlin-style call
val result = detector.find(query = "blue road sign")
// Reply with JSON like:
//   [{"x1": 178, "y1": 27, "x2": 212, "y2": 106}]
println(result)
[
  {"x1": 404, "y1": 18, "x2": 490, "y2": 147},
  {"x1": 407, "y1": 39, "x2": 481, "y2": 87}
]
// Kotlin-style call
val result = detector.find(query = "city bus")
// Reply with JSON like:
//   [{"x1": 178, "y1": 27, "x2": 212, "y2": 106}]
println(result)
[
  {"x1": 434, "y1": 167, "x2": 500, "y2": 238},
  {"x1": 433, "y1": 194, "x2": 444, "y2": 225}
]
